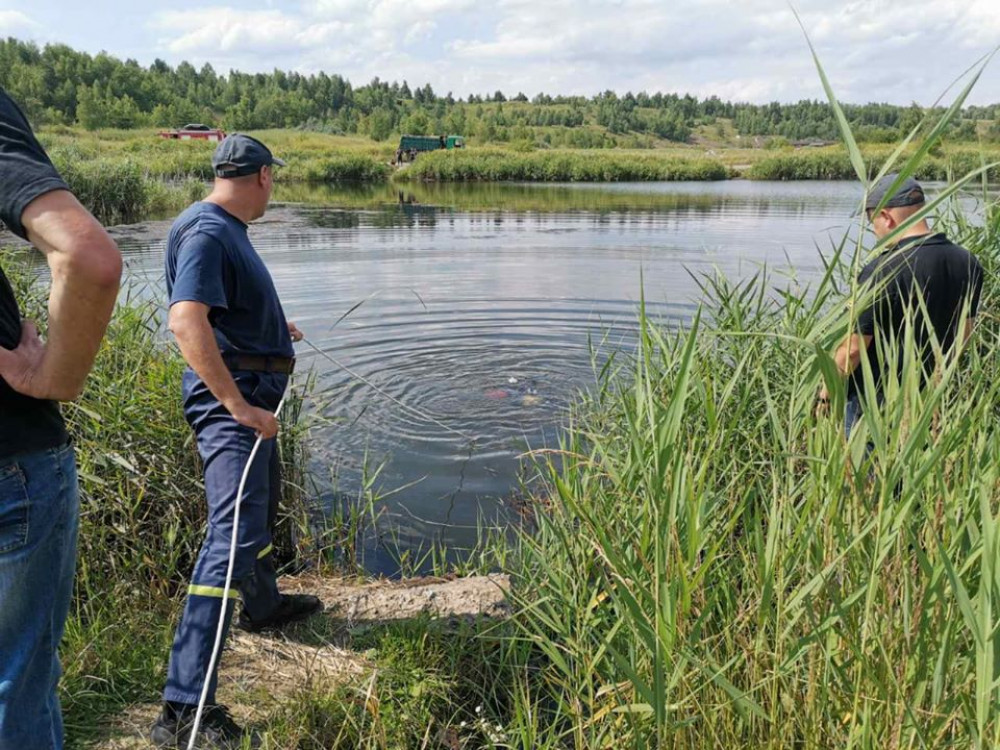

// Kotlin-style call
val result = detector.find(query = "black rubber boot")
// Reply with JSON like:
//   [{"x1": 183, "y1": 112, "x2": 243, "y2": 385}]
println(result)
[
  {"x1": 149, "y1": 702, "x2": 260, "y2": 749},
  {"x1": 236, "y1": 593, "x2": 323, "y2": 633}
]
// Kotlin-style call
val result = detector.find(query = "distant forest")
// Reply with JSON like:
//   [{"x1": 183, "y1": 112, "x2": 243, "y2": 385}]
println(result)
[{"x1": 2, "y1": 37, "x2": 999, "y2": 147}]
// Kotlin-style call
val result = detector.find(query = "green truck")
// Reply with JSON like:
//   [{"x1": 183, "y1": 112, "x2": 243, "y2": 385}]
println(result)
[{"x1": 396, "y1": 134, "x2": 465, "y2": 163}]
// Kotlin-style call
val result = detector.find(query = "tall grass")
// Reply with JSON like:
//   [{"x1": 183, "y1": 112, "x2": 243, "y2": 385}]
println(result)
[
  {"x1": 397, "y1": 148, "x2": 731, "y2": 182},
  {"x1": 469, "y1": 48, "x2": 1000, "y2": 750},
  {"x1": 46, "y1": 155, "x2": 201, "y2": 225},
  {"x1": 33, "y1": 128, "x2": 392, "y2": 224},
  {"x1": 748, "y1": 146, "x2": 1000, "y2": 181},
  {"x1": 40, "y1": 127, "x2": 393, "y2": 183},
  {"x1": 293, "y1": 153, "x2": 392, "y2": 182}
]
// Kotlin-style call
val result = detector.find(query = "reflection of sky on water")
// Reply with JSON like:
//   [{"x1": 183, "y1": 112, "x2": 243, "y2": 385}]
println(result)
[{"x1": 103, "y1": 179, "x2": 983, "y2": 575}]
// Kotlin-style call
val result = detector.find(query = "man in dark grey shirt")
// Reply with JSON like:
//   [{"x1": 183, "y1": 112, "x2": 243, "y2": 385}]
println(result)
[
  {"x1": 0, "y1": 88, "x2": 121, "y2": 749},
  {"x1": 817, "y1": 174, "x2": 983, "y2": 437}
]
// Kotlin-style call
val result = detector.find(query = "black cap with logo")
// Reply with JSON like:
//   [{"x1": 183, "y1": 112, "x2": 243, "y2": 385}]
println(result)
[
  {"x1": 212, "y1": 133, "x2": 287, "y2": 178},
  {"x1": 865, "y1": 173, "x2": 925, "y2": 211}
]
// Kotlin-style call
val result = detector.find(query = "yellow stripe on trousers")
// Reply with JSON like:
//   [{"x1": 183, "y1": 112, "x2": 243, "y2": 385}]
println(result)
[{"x1": 187, "y1": 584, "x2": 240, "y2": 600}]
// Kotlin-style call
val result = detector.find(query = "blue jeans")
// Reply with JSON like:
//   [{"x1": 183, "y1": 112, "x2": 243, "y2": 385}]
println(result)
[
  {"x1": 0, "y1": 443, "x2": 78, "y2": 750},
  {"x1": 845, "y1": 393, "x2": 863, "y2": 439}
]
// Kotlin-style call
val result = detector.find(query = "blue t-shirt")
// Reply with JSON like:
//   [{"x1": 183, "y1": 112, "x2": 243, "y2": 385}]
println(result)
[{"x1": 165, "y1": 202, "x2": 293, "y2": 359}]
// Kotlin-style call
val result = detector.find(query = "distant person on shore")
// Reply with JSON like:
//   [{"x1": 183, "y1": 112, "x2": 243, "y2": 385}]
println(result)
[
  {"x1": 0, "y1": 88, "x2": 122, "y2": 748},
  {"x1": 151, "y1": 134, "x2": 322, "y2": 748},
  {"x1": 816, "y1": 174, "x2": 983, "y2": 440}
]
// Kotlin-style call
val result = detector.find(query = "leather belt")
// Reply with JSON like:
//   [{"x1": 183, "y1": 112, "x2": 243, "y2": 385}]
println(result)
[{"x1": 223, "y1": 354, "x2": 296, "y2": 375}]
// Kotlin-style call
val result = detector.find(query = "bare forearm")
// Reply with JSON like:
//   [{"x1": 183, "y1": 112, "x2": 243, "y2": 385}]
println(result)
[
  {"x1": 818, "y1": 333, "x2": 870, "y2": 402},
  {"x1": 171, "y1": 317, "x2": 246, "y2": 413},
  {"x1": 835, "y1": 333, "x2": 870, "y2": 378},
  {"x1": 168, "y1": 301, "x2": 279, "y2": 437},
  {"x1": 24, "y1": 191, "x2": 122, "y2": 400},
  {"x1": 43, "y1": 249, "x2": 119, "y2": 398},
  {"x1": 834, "y1": 345, "x2": 856, "y2": 377}
]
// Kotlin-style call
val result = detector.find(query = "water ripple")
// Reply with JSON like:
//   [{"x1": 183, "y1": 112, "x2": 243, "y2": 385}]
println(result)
[{"x1": 110, "y1": 180, "x2": 862, "y2": 575}]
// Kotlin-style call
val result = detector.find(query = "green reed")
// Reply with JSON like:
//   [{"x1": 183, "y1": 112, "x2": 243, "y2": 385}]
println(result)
[
  {"x1": 396, "y1": 148, "x2": 731, "y2": 182},
  {"x1": 467, "y1": 44, "x2": 1000, "y2": 750},
  {"x1": 748, "y1": 146, "x2": 1000, "y2": 181}
]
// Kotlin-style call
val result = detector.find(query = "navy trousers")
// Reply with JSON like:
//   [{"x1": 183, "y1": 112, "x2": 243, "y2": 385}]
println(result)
[{"x1": 163, "y1": 369, "x2": 287, "y2": 705}]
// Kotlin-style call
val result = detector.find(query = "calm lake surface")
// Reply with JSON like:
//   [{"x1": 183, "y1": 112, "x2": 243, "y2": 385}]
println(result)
[{"x1": 109, "y1": 179, "x2": 930, "y2": 574}]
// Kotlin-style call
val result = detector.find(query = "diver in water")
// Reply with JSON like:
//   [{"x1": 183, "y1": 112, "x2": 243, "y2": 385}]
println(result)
[{"x1": 484, "y1": 376, "x2": 541, "y2": 405}]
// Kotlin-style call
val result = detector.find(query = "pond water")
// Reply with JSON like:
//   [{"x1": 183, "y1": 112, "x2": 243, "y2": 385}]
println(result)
[{"x1": 108, "y1": 179, "x2": 923, "y2": 574}]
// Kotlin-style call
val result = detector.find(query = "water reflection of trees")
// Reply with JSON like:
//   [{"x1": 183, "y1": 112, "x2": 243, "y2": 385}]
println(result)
[
  {"x1": 272, "y1": 180, "x2": 854, "y2": 223},
  {"x1": 298, "y1": 203, "x2": 843, "y2": 233},
  {"x1": 300, "y1": 204, "x2": 440, "y2": 230},
  {"x1": 305, "y1": 210, "x2": 361, "y2": 229}
]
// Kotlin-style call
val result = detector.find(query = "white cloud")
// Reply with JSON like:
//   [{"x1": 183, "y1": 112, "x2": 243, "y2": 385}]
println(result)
[
  {"x1": 145, "y1": 0, "x2": 1000, "y2": 104},
  {"x1": 404, "y1": 20, "x2": 437, "y2": 45},
  {"x1": 154, "y1": 8, "x2": 345, "y2": 56},
  {"x1": 0, "y1": 9, "x2": 39, "y2": 36}
]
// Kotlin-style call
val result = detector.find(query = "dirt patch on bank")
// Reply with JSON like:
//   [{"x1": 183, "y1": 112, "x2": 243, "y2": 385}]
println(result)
[
  {"x1": 283, "y1": 572, "x2": 510, "y2": 625},
  {"x1": 93, "y1": 573, "x2": 510, "y2": 749}
]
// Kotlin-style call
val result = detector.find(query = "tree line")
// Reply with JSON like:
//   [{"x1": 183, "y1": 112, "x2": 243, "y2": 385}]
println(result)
[{"x1": 2, "y1": 37, "x2": 998, "y2": 145}]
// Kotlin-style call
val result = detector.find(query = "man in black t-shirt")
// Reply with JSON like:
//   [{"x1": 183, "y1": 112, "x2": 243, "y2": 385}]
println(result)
[
  {"x1": 817, "y1": 174, "x2": 983, "y2": 438},
  {"x1": 0, "y1": 89, "x2": 121, "y2": 748}
]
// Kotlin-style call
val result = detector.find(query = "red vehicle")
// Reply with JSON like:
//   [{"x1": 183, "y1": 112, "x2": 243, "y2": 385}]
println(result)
[{"x1": 158, "y1": 123, "x2": 226, "y2": 142}]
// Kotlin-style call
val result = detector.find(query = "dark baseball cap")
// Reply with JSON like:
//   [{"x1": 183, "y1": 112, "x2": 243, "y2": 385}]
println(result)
[
  {"x1": 212, "y1": 133, "x2": 287, "y2": 178},
  {"x1": 864, "y1": 173, "x2": 925, "y2": 211}
]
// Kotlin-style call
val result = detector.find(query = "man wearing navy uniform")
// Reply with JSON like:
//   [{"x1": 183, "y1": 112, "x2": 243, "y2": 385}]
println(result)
[{"x1": 151, "y1": 134, "x2": 321, "y2": 748}]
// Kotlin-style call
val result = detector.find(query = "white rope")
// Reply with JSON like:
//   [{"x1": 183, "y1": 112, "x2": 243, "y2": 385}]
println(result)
[{"x1": 187, "y1": 395, "x2": 286, "y2": 749}]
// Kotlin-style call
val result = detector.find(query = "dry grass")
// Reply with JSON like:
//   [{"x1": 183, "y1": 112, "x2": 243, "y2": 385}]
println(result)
[{"x1": 89, "y1": 573, "x2": 510, "y2": 749}]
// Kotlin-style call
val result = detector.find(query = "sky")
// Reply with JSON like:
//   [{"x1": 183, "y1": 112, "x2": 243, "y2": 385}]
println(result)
[{"x1": 0, "y1": 0, "x2": 997, "y2": 106}]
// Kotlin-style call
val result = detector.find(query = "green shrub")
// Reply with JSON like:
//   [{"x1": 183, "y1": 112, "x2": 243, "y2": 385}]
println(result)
[
  {"x1": 51, "y1": 157, "x2": 153, "y2": 225},
  {"x1": 291, "y1": 153, "x2": 392, "y2": 182},
  {"x1": 397, "y1": 149, "x2": 728, "y2": 182},
  {"x1": 747, "y1": 150, "x2": 865, "y2": 179}
]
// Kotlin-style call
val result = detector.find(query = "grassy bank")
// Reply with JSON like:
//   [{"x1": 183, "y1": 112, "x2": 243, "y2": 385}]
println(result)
[
  {"x1": 53, "y1": 158, "x2": 205, "y2": 225},
  {"x1": 36, "y1": 128, "x2": 394, "y2": 224},
  {"x1": 39, "y1": 127, "x2": 394, "y2": 183},
  {"x1": 393, "y1": 147, "x2": 731, "y2": 182},
  {"x1": 30, "y1": 125, "x2": 1000, "y2": 227},
  {"x1": 748, "y1": 144, "x2": 1000, "y2": 181}
]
